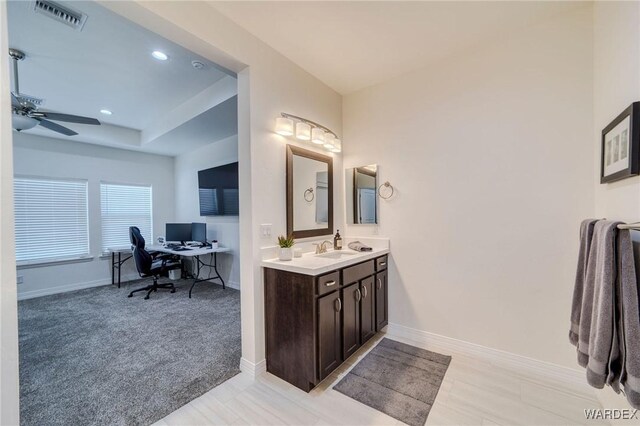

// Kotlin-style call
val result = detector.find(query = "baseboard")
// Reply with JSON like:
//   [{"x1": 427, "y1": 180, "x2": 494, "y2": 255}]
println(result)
[
  {"x1": 386, "y1": 323, "x2": 585, "y2": 386},
  {"x1": 239, "y1": 357, "x2": 266, "y2": 378},
  {"x1": 16, "y1": 276, "x2": 133, "y2": 300}
]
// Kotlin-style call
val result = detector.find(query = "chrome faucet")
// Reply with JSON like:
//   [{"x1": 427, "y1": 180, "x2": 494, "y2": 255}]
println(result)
[{"x1": 314, "y1": 240, "x2": 333, "y2": 254}]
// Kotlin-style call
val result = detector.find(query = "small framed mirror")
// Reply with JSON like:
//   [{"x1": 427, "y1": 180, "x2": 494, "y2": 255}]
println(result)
[
  {"x1": 346, "y1": 164, "x2": 378, "y2": 224},
  {"x1": 286, "y1": 145, "x2": 333, "y2": 239}
]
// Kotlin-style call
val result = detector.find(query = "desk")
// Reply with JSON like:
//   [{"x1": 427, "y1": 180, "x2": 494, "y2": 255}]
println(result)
[
  {"x1": 147, "y1": 245, "x2": 231, "y2": 298},
  {"x1": 106, "y1": 246, "x2": 133, "y2": 288}
]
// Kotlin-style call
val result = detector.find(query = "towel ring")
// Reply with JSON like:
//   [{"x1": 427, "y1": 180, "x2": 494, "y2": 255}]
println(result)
[
  {"x1": 378, "y1": 181, "x2": 394, "y2": 199},
  {"x1": 304, "y1": 188, "x2": 314, "y2": 202}
]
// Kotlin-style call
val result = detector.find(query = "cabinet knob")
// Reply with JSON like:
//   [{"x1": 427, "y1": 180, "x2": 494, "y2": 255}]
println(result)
[
  {"x1": 355, "y1": 288, "x2": 361, "y2": 302},
  {"x1": 362, "y1": 285, "x2": 368, "y2": 299},
  {"x1": 377, "y1": 278, "x2": 382, "y2": 290},
  {"x1": 325, "y1": 280, "x2": 336, "y2": 287},
  {"x1": 334, "y1": 298, "x2": 342, "y2": 312},
  {"x1": 379, "y1": 262, "x2": 387, "y2": 267}
]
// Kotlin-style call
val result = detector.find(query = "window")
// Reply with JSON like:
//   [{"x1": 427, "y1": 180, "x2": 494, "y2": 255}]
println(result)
[
  {"x1": 100, "y1": 183, "x2": 152, "y2": 253},
  {"x1": 14, "y1": 177, "x2": 89, "y2": 264}
]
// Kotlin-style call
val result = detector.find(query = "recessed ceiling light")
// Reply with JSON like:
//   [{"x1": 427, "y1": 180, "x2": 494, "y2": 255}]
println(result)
[
  {"x1": 100, "y1": 109, "x2": 112, "y2": 115},
  {"x1": 151, "y1": 50, "x2": 168, "y2": 61}
]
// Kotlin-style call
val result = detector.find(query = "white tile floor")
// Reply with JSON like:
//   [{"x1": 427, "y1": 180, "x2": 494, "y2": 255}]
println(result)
[{"x1": 155, "y1": 333, "x2": 608, "y2": 426}]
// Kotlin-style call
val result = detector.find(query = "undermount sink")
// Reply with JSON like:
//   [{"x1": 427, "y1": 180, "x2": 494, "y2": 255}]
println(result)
[{"x1": 316, "y1": 251, "x2": 358, "y2": 259}]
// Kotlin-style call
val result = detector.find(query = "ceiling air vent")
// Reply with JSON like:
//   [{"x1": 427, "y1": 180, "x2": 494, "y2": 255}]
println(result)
[{"x1": 32, "y1": 0, "x2": 87, "y2": 31}]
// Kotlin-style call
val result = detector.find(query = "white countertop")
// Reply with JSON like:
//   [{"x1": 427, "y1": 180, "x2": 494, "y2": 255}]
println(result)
[{"x1": 261, "y1": 247, "x2": 389, "y2": 276}]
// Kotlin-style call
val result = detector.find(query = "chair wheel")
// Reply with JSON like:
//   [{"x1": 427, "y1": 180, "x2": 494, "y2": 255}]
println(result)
[
  {"x1": 171, "y1": 289, "x2": 176, "y2": 293},
  {"x1": 128, "y1": 294, "x2": 133, "y2": 298},
  {"x1": 154, "y1": 288, "x2": 158, "y2": 292},
  {"x1": 144, "y1": 295, "x2": 150, "y2": 300}
]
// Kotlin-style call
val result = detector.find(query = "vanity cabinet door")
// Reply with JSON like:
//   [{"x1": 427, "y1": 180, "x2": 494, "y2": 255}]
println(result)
[
  {"x1": 375, "y1": 270, "x2": 388, "y2": 331},
  {"x1": 317, "y1": 292, "x2": 342, "y2": 381},
  {"x1": 342, "y1": 282, "x2": 361, "y2": 360},
  {"x1": 360, "y1": 276, "x2": 376, "y2": 344}
]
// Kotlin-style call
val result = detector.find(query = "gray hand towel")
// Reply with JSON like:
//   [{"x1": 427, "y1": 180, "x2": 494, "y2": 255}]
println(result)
[
  {"x1": 615, "y1": 229, "x2": 640, "y2": 408},
  {"x1": 570, "y1": 219, "x2": 599, "y2": 346},
  {"x1": 578, "y1": 220, "x2": 620, "y2": 388},
  {"x1": 348, "y1": 241, "x2": 372, "y2": 252}
]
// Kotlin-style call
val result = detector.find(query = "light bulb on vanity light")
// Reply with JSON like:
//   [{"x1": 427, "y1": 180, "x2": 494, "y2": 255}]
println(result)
[
  {"x1": 311, "y1": 127, "x2": 325, "y2": 145},
  {"x1": 324, "y1": 132, "x2": 336, "y2": 150},
  {"x1": 331, "y1": 139, "x2": 342, "y2": 153},
  {"x1": 275, "y1": 117, "x2": 294, "y2": 136},
  {"x1": 296, "y1": 122, "x2": 311, "y2": 141}
]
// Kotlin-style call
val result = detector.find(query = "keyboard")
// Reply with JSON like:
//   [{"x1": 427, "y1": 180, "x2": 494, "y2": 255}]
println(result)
[{"x1": 171, "y1": 247, "x2": 192, "y2": 252}]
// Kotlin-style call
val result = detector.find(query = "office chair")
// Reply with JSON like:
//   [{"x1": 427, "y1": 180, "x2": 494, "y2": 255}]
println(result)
[{"x1": 128, "y1": 226, "x2": 180, "y2": 300}]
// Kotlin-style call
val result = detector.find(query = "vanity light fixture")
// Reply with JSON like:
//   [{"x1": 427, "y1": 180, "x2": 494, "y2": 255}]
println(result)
[
  {"x1": 323, "y1": 132, "x2": 336, "y2": 150},
  {"x1": 332, "y1": 139, "x2": 342, "y2": 153},
  {"x1": 275, "y1": 117, "x2": 294, "y2": 136},
  {"x1": 311, "y1": 127, "x2": 325, "y2": 145},
  {"x1": 275, "y1": 112, "x2": 342, "y2": 153},
  {"x1": 295, "y1": 122, "x2": 311, "y2": 141}
]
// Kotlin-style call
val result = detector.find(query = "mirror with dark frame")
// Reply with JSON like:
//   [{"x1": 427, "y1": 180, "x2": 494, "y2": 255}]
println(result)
[
  {"x1": 286, "y1": 145, "x2": 333, "y2": 239},
  {"x1": 346, "y1": 164, "x2": 378, "y2": 225}
]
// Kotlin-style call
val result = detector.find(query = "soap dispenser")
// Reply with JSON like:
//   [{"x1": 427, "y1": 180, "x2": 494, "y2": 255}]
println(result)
[{"x1": 334, "y1": 230, "x2": 343, "y2": 250}]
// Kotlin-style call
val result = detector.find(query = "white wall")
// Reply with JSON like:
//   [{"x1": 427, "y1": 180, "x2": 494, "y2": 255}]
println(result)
[
  {"x1": 0, "y1": 1, "x2": 19, "y2": 422},
  {"x1": 13, "y1": 132, "x2": 175, "y2": 299},
  {"x1": 101, "y1": 1, "x2": 344, "y2": 368},
  {"x1": 174, "y1": 135, "x2": 240, "y2": 289},
  {"x1": 592, "y1": 0, "x2": 640, "y2": 410},
  {"x1": 343, "y1": 7, "x2": 594, "y2": 369},
  {"x1": 594, "y1": 1, "x2": 640, "y2": 220}
]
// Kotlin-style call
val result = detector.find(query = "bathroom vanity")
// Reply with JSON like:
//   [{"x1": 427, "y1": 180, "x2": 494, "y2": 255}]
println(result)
[{"x1": 262, "y1": 249, "x2": 389, "y2": 392}]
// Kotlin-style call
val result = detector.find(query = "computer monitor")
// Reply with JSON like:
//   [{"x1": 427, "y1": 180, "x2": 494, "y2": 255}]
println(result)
[
  {"x1": 165, "y1": 223, "x2": 192, "y2": 245},
  {"x1": 191, "y1": 222, "x2": 207, "y2": 244}
]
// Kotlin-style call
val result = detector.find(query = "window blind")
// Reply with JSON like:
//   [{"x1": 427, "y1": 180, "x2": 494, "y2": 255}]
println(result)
[
  {"x1": 100, "y1": 183, "x2": 152, "y2": 252},
  {"x1": 14, "y1": 177, "x2": 89, "y2": 263}
]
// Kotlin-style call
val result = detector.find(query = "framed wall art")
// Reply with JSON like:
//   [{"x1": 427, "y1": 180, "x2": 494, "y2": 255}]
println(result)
[{"x1": 601, "y1": 102, "x2": 640, "y2": 184}]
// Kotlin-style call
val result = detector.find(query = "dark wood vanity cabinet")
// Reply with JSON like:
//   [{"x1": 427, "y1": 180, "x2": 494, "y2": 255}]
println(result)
[
  {"x1": 317, "y1": 291, "x2": 342, "y2": 380},
  {"x1": 360, "y1": 276, "x2": 376, "y2": 343},
  {"x1": 342, "y1": 282, "x2": 361, "y2": 360},
  {"x1": 264, "y1": 254, "x2": 389, "y2": 392},
  {"x1": 376, "y1": 269, "x2": 388, "y2": 330}
]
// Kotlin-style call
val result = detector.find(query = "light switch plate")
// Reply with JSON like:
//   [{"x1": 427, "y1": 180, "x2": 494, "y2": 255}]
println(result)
[
  {"x1": 17, "y1": 275, "x2": 23, "y2": 285},
  {"x1": 260, "y1": 224, "x2": 272, "y2": 238}
]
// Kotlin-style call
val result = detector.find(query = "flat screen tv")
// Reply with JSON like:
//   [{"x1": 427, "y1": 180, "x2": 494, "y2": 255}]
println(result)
[{"x1": 198, "y1": 162, "x2": 239, "y2": 216}]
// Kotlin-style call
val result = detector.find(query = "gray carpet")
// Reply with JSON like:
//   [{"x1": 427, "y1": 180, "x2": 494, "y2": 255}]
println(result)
[
  {"x1": 18, "y1": 279, "x2": 241, "y2": 426},
  {"x1": 334, "y1": 338, "x2": 451, "y2": 426}
]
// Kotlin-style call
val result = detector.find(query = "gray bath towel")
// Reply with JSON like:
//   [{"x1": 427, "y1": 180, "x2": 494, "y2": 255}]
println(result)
[
  {"x1": 577, "y1": 220, "x2": 620, "y2": 387},
  {"x1": 614, "y1": 229, "x2": 640, "y2": 409},
  {"x1": 570, "y1": 219, "x2": 599, "y2": 346}
]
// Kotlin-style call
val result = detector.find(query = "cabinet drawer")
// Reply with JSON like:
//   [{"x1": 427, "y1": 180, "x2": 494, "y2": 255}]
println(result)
[
  {"x1": 343, "y1": 260, "x2": 375, "y2": 284},
  {"x1": 316, "y1": 271, "x2": 340, "y2": 296},
  {"x1": 376, "y1": 256, "x2": 388, "y2": 271}
]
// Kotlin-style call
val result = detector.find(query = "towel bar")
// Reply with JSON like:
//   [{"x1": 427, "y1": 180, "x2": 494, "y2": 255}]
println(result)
[{"x1": 617, "y1": 222, "x2": 640, "y2": 230}]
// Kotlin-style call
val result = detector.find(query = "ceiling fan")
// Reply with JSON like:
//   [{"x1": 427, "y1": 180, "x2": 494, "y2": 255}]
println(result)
[{"x1": 10, "y1": 48, "x2": 100, "y2": 136}]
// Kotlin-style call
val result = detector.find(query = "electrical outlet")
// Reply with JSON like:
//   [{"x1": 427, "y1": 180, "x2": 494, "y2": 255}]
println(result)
[
  {"x1": 17, "y1": 275, "x2": 23, "y2": 285},
  {"x1": 260, "y1": 224, "x2": 272, "y2": 238}
]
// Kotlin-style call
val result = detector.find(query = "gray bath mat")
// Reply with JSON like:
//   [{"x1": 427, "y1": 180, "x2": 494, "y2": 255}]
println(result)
[{"x1": 334, "y1": 338, "x2": 451, "y2": 426}]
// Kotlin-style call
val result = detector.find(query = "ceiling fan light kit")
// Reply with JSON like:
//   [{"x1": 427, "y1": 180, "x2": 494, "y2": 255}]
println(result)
[
  {"x1": 9, "y1": 48, "x2": 101, "y2": 136},
  {"x1": 11, "y1": 113, "x2": 38, "y2": 131}
]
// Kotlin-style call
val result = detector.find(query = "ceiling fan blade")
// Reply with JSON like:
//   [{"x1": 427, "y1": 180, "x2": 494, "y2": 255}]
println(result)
[
  {"x1": 36, "y1": 118, "x2": 78, "y2": 136},
  {"x1": 35, "y1": 111, "x2": 100, "y2": 125}
]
